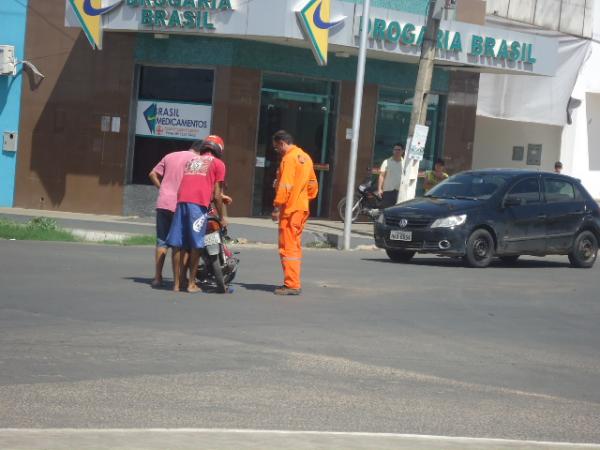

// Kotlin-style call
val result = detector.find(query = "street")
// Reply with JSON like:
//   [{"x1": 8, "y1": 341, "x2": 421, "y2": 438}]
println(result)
[{"x1": 1, "y1": 240, "x2": 600, "y2": 446}]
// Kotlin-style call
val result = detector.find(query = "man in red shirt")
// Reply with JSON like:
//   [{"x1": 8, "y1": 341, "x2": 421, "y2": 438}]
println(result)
[
  {"x1": 148, "y1": 142, "x2": 199, "y2": 288},
  {"x1": 166, "y1": 135, "x2": 227, "y2": 293}
]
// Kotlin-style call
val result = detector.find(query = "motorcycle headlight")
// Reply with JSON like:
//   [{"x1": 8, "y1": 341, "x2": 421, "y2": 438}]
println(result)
[{"x1": 430, "y1": 214, "x2": 467, "y2": 228}]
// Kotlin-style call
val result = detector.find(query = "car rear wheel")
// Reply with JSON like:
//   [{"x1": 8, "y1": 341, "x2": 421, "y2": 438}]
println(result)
[
  {"x1": 499, "y1": 255, "x2": 520, "y2": 265},
  {"x1": 464, "y1": 229, "x2": 494, "y2": 268},
  {"x1": 385, "y1": 249, "x2": 415, "y2": 263},
  {"x1": 568, "y1": 230, "x2": 598, "y2": 268}
]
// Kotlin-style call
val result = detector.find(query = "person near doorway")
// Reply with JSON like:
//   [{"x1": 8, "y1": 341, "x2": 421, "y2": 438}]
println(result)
[
  {"x1": 166, "y1": 135, "x2": 227, "y2": 293},
  {"x1": 148, "y1": 141, "x2": 201, "y2": 288},
  {"x1": 377, "y1": 143, "x2": 405, "y2": 208},
  {"x1": 423, "y1": 158, "x2": 449, "y2": 193},
  {"x1": 554, "y1": 161, "x2": 563, "y2": 173},
  {"x1": 271, "y1": 130, "x2": 319, "y2": 296}
]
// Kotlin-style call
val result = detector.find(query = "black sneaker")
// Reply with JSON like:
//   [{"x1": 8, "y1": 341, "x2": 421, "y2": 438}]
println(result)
[{"x1": 274, "y1": 286, "x2": 301, "y2": 296}]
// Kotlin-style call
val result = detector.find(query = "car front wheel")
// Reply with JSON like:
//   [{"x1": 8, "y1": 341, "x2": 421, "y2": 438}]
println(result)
[
  {"x1": 464, "y1": 229, "x2": 495, "y2": 268},
  {"x1": 386, "y1": 249, "x2": 415, "y2": 263},
  {"x1": 568, "y1": 230, "x2": 598, "y2": 268}
]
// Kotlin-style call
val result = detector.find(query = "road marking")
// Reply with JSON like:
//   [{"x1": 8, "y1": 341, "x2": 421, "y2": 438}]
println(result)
[{"x1": 1, "y1": 429, "x2": 599, "y2": 448}]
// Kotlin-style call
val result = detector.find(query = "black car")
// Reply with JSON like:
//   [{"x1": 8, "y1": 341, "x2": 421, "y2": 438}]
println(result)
[{"x1": 374, "y1": 169, "x2": 600, "y2": 268}]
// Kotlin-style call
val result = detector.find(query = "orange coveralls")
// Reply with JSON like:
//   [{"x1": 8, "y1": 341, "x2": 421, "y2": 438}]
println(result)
[{"x1": 273, "y1": 145, "x2": 319, "y2": 289}]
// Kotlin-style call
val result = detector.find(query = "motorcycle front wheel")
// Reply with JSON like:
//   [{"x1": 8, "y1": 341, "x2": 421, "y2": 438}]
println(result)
[
  {"x1": 337, "y1": 197, "x2": 362, "y2": 223},
  {"x1": 209, "y1": 253, "x2": 226, "y2": 293}
]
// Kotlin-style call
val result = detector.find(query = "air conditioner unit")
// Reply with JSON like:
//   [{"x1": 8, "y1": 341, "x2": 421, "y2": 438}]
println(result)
[{"x1": 0, "y1": 45, "x2": 16, "y2": 76}]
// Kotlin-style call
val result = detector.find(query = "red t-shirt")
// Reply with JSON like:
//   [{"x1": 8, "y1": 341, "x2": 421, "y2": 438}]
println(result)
[{"x1": 177, "y1": 154, "x2": 226, "y2": 207}]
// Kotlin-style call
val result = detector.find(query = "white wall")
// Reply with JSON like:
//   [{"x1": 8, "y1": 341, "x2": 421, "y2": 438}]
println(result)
[
  {"x1": 472, "y1": 116, "x2": 562, "y2": 171},
  {"x1": 559, "y1": 39, "x2": 600, "y2": 201},
  {"x1": 561, "y1": 92, "x2": 600, "y2": 200}
]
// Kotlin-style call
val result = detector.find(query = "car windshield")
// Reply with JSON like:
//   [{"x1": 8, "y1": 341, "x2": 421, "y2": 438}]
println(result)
[{"x1": 425, "y1": 173, "x2": 511, "y2": 200}]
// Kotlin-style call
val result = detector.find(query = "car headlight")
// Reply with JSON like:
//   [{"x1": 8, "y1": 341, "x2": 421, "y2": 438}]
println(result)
[
  {"x1": 376, "y1": 211, "x2": 385, "y2": 224},
  {"x1": 430, "y1": 214, "x2": 467, "y2": 228}
]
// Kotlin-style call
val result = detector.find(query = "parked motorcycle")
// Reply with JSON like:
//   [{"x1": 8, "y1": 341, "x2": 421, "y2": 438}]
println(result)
[
  {"x1": 197, "y1": 214, "x2": 239, "y2": 293},
  {"x1": 337, "y1": 178, "x2": 382, "y2": 223}
]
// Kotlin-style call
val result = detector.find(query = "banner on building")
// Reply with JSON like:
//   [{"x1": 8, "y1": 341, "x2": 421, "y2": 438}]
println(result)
[{"x1": 135, "y1": 100, "x2": 212, "y2": 140}]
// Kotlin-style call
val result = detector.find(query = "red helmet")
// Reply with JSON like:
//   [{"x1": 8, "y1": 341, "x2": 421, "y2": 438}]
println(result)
[{"x1": 202, "y1": 134, "x2": 224, "y2": 158}]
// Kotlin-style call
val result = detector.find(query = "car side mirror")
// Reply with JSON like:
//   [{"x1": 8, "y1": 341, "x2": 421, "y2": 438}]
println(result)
[{"x1": 503, "y1": 196, "x2": 521, "y2": 208}]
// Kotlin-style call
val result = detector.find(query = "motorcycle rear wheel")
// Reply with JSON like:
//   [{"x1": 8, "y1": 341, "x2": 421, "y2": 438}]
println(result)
[{"x1": 337, "y1": 197, "x2": 362, "y2": 223}]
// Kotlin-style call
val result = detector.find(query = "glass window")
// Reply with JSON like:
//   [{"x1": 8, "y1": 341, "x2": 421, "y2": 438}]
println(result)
[
  {"x1": 139, "y1": 66, "x2": 214, "y2": 104},
  {"x1": 544, "y1": 179, "x2": 575, "y2": 203},
  {"x1": 506, "y1": 178, "x2": 541, "y2": 205},
  {"x1": 373, "y1": 88, "x2": 445, "y2": 195},
  {"x1": 253, "y1": 73, "x2": 338, "y2": 217},
  {"x1": 131, "y1": 66, "x2": 215, "y2": 184},
  {"x1": 426, "y1": 173, "x2": 510, "y2": 199}
]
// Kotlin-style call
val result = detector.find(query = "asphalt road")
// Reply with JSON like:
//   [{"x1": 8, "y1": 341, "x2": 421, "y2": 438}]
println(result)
[{"x1": 1, "y1": 240, "x2": 599, "y2": 445}]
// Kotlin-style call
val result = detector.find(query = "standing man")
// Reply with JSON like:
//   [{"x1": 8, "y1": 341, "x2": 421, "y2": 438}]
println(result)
[
  {"x1": 271, "y1": 130, "x2": 318, "y2": 296},
  {"x1": 554, "y1": 161, "x2": 563, "y2": 173},
  {"x1": 377, "y1": 143, "x2": 405, "y2": 208},
  {"x1": 148, "y1": 141, "x2": 201, "y2": 288},
  {"x1": 166, "y1": 135, "x2": 227, "y2": 293}
]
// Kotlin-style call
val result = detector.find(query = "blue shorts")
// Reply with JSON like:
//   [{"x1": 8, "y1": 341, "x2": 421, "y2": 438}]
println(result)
[{"x1": 166, "y1": 203, "x2": 208, "y2": 249}]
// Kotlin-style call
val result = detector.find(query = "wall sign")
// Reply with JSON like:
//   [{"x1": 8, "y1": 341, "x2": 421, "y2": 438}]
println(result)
[
  {"x1": 135, "y1": 100, "x2": 211, "y2": 140},
  {"x1": 527, "y1": 144, "x2": 542, "y2": 166},
  {"x1": 512, "y1": 146, "x2": 524, "y2": 161}
]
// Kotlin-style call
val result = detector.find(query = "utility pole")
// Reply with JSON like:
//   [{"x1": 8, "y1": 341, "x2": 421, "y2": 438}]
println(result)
[
  {"x1": 397, "y1": 0, "x2": 442, "y2": 203},
  {"x1": 343, "y1": 0, "x2": 371, "y2": 250}
]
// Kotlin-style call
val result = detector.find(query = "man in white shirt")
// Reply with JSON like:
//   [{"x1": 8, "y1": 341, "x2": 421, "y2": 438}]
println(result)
[{"x1": 377, "y1": 143, "x2": 405, "y2": 208}]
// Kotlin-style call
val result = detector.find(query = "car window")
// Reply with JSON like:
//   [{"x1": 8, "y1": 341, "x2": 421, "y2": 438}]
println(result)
[
  {"x1": 544, "y1": 179, "x2": 575, "y2": 203},
  {"x1": 426, "y1": 173, "x2": 509, "y2": 199},
  {"x1": 505, "y1": 178, "x2": 540, "y2": 205}
]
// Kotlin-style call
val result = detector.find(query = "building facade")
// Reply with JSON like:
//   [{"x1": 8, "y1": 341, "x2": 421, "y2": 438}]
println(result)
[
  {"x1": 13, "y1": 0, "x2": 558, "y2": 217},
  {"x1": 0, "y1": 0, "x2": 28, "y2": 207},
  {"x1": 472, "y1": 0, "x2": 600, "y2": 199}
]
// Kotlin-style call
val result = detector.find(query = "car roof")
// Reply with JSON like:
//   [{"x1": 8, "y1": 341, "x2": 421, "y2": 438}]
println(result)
[{"x1": 460, "y1": 169, "x2": 580, "y2": 182}]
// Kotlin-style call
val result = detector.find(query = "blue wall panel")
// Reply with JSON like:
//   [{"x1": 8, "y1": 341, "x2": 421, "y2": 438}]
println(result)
[{"x1": 0, "y1": 0, "x2": 28, "y2": 206}]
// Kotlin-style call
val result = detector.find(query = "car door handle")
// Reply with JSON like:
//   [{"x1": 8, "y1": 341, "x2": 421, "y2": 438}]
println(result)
[{"x1": 537, "y1": 214, "x2": 547, "y2": 219}]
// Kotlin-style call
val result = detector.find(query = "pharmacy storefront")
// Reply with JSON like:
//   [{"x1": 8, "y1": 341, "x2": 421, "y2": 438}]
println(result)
[{"x1": 13, "y1": 0, "x2": 558, "y2": 217}]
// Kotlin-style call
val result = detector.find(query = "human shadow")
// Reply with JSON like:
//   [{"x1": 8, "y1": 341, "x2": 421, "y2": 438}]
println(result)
[
  {"x1": 234, "y1": 282, "x2": 279, "y2": 293},
  {"x1": 124, "y1": 276, "x2": 174, "y2": 291}
]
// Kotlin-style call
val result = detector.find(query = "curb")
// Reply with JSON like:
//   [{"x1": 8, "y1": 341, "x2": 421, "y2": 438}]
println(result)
[
  {"x1": 68, "y1": 229, "x2": 136, "y2": 242},
  {"x1": 64, "y1": 228, "x2": 375, "y2": 250}
]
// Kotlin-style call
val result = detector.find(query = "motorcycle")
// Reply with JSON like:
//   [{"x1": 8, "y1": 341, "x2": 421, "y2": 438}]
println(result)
[
  {"x1": 197, "y1": 214, "x2": 239, "y2": 293},
  {"x1": 337, "y1": 178, "x2": 383, "y2": 223}
]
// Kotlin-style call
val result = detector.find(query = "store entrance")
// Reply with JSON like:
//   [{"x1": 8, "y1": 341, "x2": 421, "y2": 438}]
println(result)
[{"x1": 253, "y1": 74, "x2": 337, "y2": 217}]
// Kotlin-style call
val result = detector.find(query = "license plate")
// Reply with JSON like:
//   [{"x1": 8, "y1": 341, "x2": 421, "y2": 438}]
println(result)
[
  {"x1": 204, "y1": 231, "x2": 221, "y2": 246},
  {"x1": 390, "y1": 230, "x2": 412, "y2": 241}
]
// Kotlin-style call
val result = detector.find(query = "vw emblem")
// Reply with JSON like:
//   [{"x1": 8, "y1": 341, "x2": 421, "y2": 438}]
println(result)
[{"x1": 398, "y1": 218, "x2": 408, "y2": 228}]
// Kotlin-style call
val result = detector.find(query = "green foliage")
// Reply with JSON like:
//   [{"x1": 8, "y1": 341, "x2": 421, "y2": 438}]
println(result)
[{"x1": 0, "y1": 218, "x2": 76, "y2": 242}]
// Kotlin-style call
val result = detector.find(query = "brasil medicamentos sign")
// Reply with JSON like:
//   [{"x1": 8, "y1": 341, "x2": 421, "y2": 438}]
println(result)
[{"x1": 135, "y1": 100, "x2": 211, "y2": 140}]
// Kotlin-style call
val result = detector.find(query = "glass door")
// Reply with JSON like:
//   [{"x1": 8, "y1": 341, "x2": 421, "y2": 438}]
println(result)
[{"x1": 253, "y1": 74, "x2": 337, "y2": 217}]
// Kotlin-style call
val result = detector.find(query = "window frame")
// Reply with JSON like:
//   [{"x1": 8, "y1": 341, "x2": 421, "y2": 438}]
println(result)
[{"x1": 504, "y1": 176, "x2": 542, "y2": 206}]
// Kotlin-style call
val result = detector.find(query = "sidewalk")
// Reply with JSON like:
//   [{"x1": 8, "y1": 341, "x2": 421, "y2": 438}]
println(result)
[{"x1": 0, "y1": 208, "x2": 374, "y2": 249}]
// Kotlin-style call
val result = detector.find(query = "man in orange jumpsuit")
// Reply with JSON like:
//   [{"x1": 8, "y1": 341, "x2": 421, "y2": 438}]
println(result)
[{"x1": 271, "y1": 130, "x2": 319, "y2": 295}]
